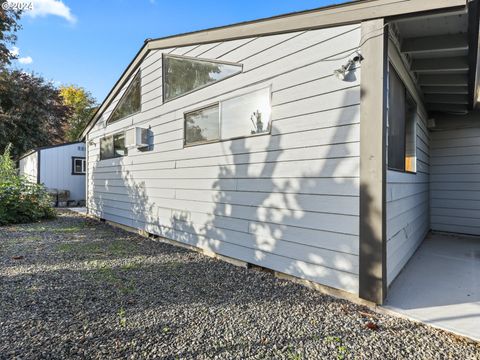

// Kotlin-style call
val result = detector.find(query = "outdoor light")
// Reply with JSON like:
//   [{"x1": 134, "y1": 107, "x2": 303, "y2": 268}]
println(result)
[{"x1": 334, "y1": 53, "x2": 364, "y2": 80}]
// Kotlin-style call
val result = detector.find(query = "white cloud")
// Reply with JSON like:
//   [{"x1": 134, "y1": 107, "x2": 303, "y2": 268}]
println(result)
[
  {"x1": 10, "y1": 46, "x2": 19, "y2": 57},
  {"x1": 12, "y1": 0, "x2": 77, "y2": 24},
  {"x1": 18, "y1": 56, "x2": 33, "y2": 64},
  {"x1": 9, "y1": 46, "x2": 33, "y2": 64}
]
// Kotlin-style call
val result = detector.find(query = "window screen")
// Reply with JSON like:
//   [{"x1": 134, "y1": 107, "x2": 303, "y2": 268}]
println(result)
[
  {"x1": 387, "y1": 67, "x2": 417, "y2": 173},
  {"x1": 164, "y1": 55, "x2": 242, "y2": 101},
  {"x1": 113, "y1": 132, "x2": 126, "y2": 157},
  {"x1": 100, "y1": 132, "x2": 127, "y2": 160},
  {"x1": 100, "y1": 136, "x2": 114, "y2": 160}
]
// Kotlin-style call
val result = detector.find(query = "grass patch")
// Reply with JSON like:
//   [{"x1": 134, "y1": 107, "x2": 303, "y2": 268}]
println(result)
[
  {"x1": 51, "y1": 226, "x2": 86, "y2": 233},
  {"x1": 324, "y1": 336, "x2": 349, "y2": 360},
  {"x1": 21, "y1": 225, "x2": 48, "y2": 233},
  {"x1": 286, "y1": 345, "x2": 303, "y2": 360},
  {"x1": 90, "y1": 262, "x2": 136, "y2": 295},
  {"x1": 118, "y1": 307, "x2": 127, "y2": 328},
  {"x1": 56, "y1": 239, "x2": 138, "y2": 257},
  {"x1": 121, "y1": 261, "x2": 142, "y2": 270}
]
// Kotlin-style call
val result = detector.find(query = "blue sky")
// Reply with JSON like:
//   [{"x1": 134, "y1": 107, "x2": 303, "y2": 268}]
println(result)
[{"x1": 11, "y1": 0, "x2": 348, "y2": 103}]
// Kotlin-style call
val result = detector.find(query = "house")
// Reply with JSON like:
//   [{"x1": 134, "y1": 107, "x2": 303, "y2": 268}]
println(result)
[
  {"x1": 18, "y1": 142, "x2": 87, "y2": 205},
  {"x1": 81, "y1": 0, "x2": 480, "y2": 308}
]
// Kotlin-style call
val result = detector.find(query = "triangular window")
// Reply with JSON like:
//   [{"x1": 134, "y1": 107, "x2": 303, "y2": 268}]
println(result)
[
  {"x1": 163, "y1": 54, "x2": 242, "y2": 101},
  {"x1": 107, "y1": 72, "x2": 141, "y2": 124}
]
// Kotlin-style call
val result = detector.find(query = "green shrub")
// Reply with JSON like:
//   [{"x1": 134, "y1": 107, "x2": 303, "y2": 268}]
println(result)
[{"x1": 0, "y1": 144, "x2": 56, "y2": 225}]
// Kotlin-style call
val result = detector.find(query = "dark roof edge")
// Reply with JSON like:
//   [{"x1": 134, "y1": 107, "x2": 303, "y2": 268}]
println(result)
[{"x1": 18, "y1": 141, "x2": 84, "y2": 161}]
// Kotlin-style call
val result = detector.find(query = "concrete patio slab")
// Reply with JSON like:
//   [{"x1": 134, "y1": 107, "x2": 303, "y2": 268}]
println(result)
[{"x1": 385, "y1": 232, "x2": 480, "y2": 341}]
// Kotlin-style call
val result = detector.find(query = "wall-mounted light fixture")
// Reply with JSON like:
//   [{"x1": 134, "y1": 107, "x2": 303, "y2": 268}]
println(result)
[{"x1": 334, "y1": 53, "x2": 364, "y2": 81}]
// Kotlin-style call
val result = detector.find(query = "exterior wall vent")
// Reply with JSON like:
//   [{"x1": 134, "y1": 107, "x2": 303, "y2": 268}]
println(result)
[{"x1": 126, "y1": 127, "x2": 149, "y2": 148}]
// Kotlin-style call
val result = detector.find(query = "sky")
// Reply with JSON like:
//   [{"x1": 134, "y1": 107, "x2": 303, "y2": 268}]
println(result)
[{"x1": 10, "y1": 0, "x2": 349, "y2": 104}]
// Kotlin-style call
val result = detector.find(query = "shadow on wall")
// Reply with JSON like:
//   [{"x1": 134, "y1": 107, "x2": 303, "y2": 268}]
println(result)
[{"x1": 90, "y1": 81, "x2": 374, "y2": 294}]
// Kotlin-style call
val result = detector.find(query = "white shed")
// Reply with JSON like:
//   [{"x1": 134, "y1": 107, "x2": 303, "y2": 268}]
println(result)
[{"x1": 18, "y1": 142, "x2": 86, "y2": 204}]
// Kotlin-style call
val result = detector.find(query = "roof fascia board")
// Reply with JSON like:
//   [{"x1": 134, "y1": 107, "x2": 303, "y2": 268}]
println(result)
[
  {"x1": 81, "y1": 0, "x2": 466, "y2": 139},
  {"x1": 18, "y1": 141, "x2": 84, "y2": 161},
  {"x1": 148, "y1": 0, "x2": 465, "y2": 50}
]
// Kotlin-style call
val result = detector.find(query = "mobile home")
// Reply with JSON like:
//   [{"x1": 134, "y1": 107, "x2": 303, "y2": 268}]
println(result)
[
  {"x1": 81, "y1": 0, "x2": 480, "y2": 309},
  {"x1": 19, "y1": 142, "x2": 86, "y2": 204}
]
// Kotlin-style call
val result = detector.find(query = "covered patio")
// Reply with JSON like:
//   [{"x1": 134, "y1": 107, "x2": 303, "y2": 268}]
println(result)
[
  {"x1": 385, "y1": 232, "x2": 480, "y2": 341},
  {"x1": 383, "y1": 3, "x2": 480, "y2": 342}
]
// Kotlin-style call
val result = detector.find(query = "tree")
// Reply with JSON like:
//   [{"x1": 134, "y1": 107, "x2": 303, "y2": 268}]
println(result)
[
  {"x1": 0, "y1": 1, "x2": 21, "y2": 66},
  {"x1": 0, "y1": 70, "x2": 71, "y2": 159},
  {"x1": 59, "y1": 85, "x2": 97, "y2": 141}
]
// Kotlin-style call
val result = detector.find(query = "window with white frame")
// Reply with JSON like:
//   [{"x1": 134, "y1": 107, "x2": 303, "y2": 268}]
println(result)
[
  {"x1": 184, "y1": 87, "x2": 271, "y2": 146},
  {"x1": 387, "y1": 66, "x2": 417, "y2": 173},
  {"x1": 72, "y1": 157, "x2": 86, "y2": 175}
]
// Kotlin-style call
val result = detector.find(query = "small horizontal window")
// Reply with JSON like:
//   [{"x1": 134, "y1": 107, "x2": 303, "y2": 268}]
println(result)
[
  {"x1": 221, "y1": 87, "x2": 271, "y2": 139},
  {"x1": 100, "y1": 132, "x2": 128, "y2": 160},
  {"x1": 164, "y1": 54, "x2": 242, "y2": 101},
  {"x1": 72, "y1": 157, "x2": 86, "y2": 175},
  {"x1": 185, "y1": 104, "x2": 220, "y2": 144},
  {"x1": 184, "y1": 87, "x2": 271, "y2": 146}
]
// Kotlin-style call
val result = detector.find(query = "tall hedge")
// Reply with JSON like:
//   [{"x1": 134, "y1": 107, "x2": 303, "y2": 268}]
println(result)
[{"x1": 0, "y1": 144, "x2": 56, "y2": 225}]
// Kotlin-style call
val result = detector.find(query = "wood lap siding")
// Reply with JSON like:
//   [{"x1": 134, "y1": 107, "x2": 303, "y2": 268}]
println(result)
[
  {"x1": 430, "y1": 127, "x2": 480, "y2": 235},
  {"x1": 86, "y1": 24, "x2": 362, "y2": 294},
  {"x1": 386, "y1": 113, "x2": 430, "y2": 285}
]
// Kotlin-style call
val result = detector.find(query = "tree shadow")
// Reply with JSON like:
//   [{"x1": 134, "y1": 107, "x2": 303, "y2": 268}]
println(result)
[{"x1": 90, "y1": 79, "x2": 364, "y2": 295}]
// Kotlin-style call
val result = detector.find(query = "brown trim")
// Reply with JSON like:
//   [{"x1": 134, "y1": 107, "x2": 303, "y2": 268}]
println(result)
[
  {"x1": 80, "y1": 0, "x2": 465, "y2": 140},
  {"x1": 359, "y1": 19, "x2": 388, "y2": 304},
  {"x1": 468, "y1": 0, "x2": 480, "y2": 110}
]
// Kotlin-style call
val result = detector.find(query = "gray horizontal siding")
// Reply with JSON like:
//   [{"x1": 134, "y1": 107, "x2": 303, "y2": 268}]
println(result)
[
  {"x1": 386, "y1": 50, "x2": 430, "y2": 286},
  {"x1": 430, "y1": 126, "x2": 480, "y2": 235},
  {"x1": 87, "y1": 24, "x2": 361, "y2": 294}
]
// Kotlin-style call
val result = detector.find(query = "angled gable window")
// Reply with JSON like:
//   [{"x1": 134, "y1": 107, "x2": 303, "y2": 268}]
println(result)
[
  {"x1": 163, "y1": 54, "x2": 242, "y2": 101},
  {"x1": 107, "y1": 72, "x2": 141, "y2": 124}
]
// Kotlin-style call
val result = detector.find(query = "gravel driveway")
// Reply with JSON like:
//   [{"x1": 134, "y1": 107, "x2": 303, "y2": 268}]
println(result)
[{"x1": 0, "y1": 211, "x2": 478, "y2": 359}]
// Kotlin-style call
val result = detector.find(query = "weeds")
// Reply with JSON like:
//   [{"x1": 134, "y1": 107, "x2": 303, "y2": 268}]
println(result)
[
  {"x1": 325, "y1": 336, "x2": 349, "y2": 360},
  {"x1": 118, "y1": 307, "x2": 126, "y2": 328},
  {"x1": 286, "y1": 345, "x2": 303, "y2": 360}
]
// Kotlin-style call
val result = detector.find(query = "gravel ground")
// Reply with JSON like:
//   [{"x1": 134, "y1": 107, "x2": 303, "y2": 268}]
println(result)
[{"x1": 0, "y1": 211, "x2": 478, "y2": 359}]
